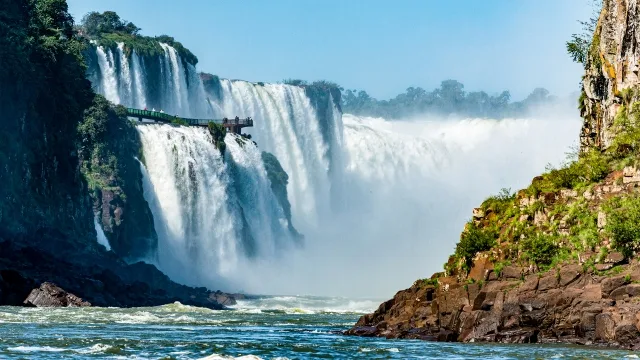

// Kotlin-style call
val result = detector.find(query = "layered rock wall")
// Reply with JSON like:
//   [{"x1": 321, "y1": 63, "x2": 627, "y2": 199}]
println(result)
[{"x1": 582, "y1": 0, "x2": 640, "y2": 151}]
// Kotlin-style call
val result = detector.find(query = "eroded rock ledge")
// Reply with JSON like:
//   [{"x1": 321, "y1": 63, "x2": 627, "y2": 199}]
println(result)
[{"x1": 347, "y1": 258, "x2": 640, "y2": 349}]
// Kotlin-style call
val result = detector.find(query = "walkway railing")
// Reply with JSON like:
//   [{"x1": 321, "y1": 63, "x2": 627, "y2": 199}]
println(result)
[{"x1": 126, "y1": 108, "x2": 254, "y2": 128}]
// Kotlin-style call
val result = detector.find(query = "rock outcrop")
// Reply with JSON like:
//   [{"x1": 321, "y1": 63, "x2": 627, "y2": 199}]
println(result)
[
  {"x1": 24, "y1": 282, "x2": 91, "y2": 307},
  {"x1": 581, "y1": 0, "x2": 640, "y2": 151},
  {"x1": 347, "y1": 261, "x2": 640, "y2": 348}
]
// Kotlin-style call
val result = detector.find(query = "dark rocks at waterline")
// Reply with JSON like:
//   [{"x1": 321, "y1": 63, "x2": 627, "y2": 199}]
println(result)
[
  {"x1": 0, "y1": 233, "x2": 236, "y2": 309},
  {"x1": 345, "y1": 262, "x2": 640, "y2": 349},
  {"x1": 23, "y1": 282, "x2": 91, "y2": 307}
]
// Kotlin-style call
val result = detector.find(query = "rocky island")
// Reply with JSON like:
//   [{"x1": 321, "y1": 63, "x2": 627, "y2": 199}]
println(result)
[{"x1": 348, "y1": 0, "x2": 640, "y2": 349}]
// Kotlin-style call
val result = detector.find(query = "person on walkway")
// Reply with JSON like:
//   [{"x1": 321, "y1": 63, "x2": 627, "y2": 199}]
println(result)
[
  {"x1": 152, "y1": 108, "x2": 156, "y2": 112},
  {"x1": 144, "y1": 107, "x2": 147, "y2": 111},
  {"x1": 160, "y1": 109, "x2": 164, "y2": 113}
]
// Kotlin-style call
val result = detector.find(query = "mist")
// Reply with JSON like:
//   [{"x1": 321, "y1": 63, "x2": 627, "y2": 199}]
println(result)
[{"x1": 221, "y1": 100, "x2": 583, "y2": 299}]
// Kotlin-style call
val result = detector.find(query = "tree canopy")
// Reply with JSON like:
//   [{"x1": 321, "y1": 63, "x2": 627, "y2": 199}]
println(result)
[
  {"x1": 341, "y1": 80, "x2": 557, "y2": 120},
  {"x1": 80, "y1": 11, "x2": 140, "y2": 37}
]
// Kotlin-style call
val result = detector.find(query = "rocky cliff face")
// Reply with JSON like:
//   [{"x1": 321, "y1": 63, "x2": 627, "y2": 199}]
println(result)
[
  {"x1": 0, "y1": 0, "x2": 235, "y2": 309},
  {"x1": 79, "y1": 96, "x2": 158, "y2": 261},
  {"x1": 581, "y1": 0, "x2": 640, "y2": 151}
]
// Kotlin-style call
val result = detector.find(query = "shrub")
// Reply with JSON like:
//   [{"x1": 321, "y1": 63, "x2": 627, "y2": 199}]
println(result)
[
  {"x1": 481, "y1": 188, "x2": 515, "y2": 215},
  {"x1": 605, "y1": 196, "x2": 640, "y2": 257},
  {"x1": 454, "y1": 222, "x2": 497, "y2": 270},
  {"x1": 522, "y1": 234, "x2": 559, "y2": 266}
]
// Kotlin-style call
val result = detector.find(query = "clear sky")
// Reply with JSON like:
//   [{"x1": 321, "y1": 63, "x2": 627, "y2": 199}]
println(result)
[{"x1": 67, "y1": 0, "x2": 594, "y2": 101}]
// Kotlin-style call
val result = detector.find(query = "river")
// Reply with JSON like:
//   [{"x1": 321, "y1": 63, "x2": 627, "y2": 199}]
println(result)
[{"x1": 0, "y1": 296, "x2": 634, "y2": 359}]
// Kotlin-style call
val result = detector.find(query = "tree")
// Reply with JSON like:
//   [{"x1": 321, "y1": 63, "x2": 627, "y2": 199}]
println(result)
[
  {"x1": 566, "y1": 0, "x2": 602, "y2": 67},
  {"x1": 80, "y1": 11, "x2": 140, "y2": 37}
]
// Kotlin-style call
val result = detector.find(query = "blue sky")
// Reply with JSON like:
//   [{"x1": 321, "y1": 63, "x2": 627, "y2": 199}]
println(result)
[{"x1": 68, "y1": 0, "x2": 594, "y2": 101}]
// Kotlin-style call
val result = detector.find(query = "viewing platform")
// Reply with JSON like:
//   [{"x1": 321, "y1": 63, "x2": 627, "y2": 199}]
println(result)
[{"x1": 126, "y1": 108, "x2": 253, "y2": 134}]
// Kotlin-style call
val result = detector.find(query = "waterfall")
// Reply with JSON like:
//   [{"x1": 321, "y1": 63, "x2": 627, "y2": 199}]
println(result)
[
  {"x1": 95, "y1": 45, "x2": 120, "y2": 104},
  {"x1": 87, "y1": 42, "x2": 582, "y2": 296},
  {"x1": 136, "y1": 124, "x2": 294, "y2": 289},
  {"x1": 131, "y1": 50, "x2": 147, "y2": 109},
  {"x1": 94, "y1": 216, "x2": 112, "y2": 251},
  {"x1": 208, "y1": 80, "x2": 335, "y2": 230},
  {"x1": 88, "y1": 42, "x2": 210, "y2": 118}
]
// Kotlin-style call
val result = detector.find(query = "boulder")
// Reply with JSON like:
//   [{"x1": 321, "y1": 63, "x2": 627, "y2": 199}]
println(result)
[
  {"x1": 595, "y1": 313, "x2": 616, "y2": 342},
  {"x1": 615, "y1": 324, "x2": 640, "y2": 346},
  {"x1": 468, "y1": 256, "x2": 492, "y2": 282},
  {"x1": 23, "y1": 282, "x2": 91, "y2": 307},
  {"x1": 602, "y1": 276, "x2": 628, "y2": 296},
  {"x1": 605, "y1": 252, "x2": 625, "y2": 264},
  {"x1": 520, "y1": 275, "x2": 539, "y2": 292},
  {"x1": 558, "y1": 264, "x2": 582, "y2": 287},
  {"x1": 538, "y1": 274, "x2": 558, "y2": 292},
  {"x1": 501, "y1": 266, "x2": 523, "y2": 280}
]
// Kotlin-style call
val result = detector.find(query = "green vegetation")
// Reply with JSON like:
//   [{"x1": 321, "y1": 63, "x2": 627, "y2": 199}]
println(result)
[
  {"x1": 262, "y1": 152, "x2": 302, "y2": 241},
  {"x1": 1, "y1": 0, "x2": 95, "y2": 236},
  {"x1": 207, "y1": 122, "x2": 226, "y2": 154},
  {"x1": 566, "y1": 0, "x2": 601, "y2": 68},
  {"x1": 78, "y1": 95, "x2": 157, "y2": 258},
  {"x1": 341, "y1": 80, "x2": 559, "y2": 120},
  {"x1": 493, "y1": 261, "x2": 511, "y2": 277},
  {"x1": 422, "y1": 278, "x2": 439, "y2": 287},
  {"x1": 171, "y1": 117, "x2": 189, "y2": 126},
  {"x1": 453, "y1": 223, "x2": 497, "y2": 271},
  {"x1": 79, "y1": 11, "x2": 198, "y2": 65},
  {"x1": 605, "y1": 196, "x2": 640, "y2": 257},
  {"x1": 481, "y1": 188, "x2": 516, "y2": 215},
  {"x1": 80, "y1": 11, "x2": 140, "y2": 37},
  {"x1": 521, "y1": 234, "x2": 559, "y2": 267}
]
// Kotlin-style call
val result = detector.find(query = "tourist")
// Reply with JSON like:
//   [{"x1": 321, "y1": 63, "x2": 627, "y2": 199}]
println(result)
[
  {"x1": 152, "y1": 107, "x2": 156, "y2": 112},
  {"x1": 160, "y1": 109, "x2": 164, "y2": 113}
]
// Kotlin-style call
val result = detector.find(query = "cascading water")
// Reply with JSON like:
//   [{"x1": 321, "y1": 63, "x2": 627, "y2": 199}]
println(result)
[
  {"x1": 136, "y1": 124, "x2": 294, "y2": 289},
  {"x1": 209, "y1": 80, "x2": 340, "y2": 230},
  {"x1": 88, "y1": 42, "x2": 210, "y2": 118}
]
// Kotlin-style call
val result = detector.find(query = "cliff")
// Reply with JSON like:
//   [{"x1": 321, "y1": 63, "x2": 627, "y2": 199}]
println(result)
[
  {"x1": 0, "y1": 0, "x2": 233, "y2": 308},
  {"x1": 348, "y1": 0, "x2": 640, "y2": 349},
  {"x1": 581, "y1": 0, "x2": 640, "y2": 151},
  {"x1": 79, "y1": 95, "x2": 158, "y2": 261}
]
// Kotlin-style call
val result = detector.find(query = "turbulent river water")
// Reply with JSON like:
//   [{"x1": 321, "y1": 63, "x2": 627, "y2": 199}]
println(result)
[{"x1": 0, "y1": 298, "x2": 635, "y2": 359}]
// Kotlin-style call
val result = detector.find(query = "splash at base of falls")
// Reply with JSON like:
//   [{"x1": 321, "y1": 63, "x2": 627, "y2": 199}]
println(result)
[{"x1": 224, "y1": 113, "x2": 581, "y2": 297}]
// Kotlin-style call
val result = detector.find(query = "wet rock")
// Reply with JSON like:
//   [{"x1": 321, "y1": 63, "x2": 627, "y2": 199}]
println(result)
[
  {"x1": 615, "y1": 324, "x2": 640, "y2": 346},
  {"x1": 23, "y1": 282, "x2": 91, "y2": 307},
  {"x1": 346, "y1": 326, "x2": 378, "y2": 337}
]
